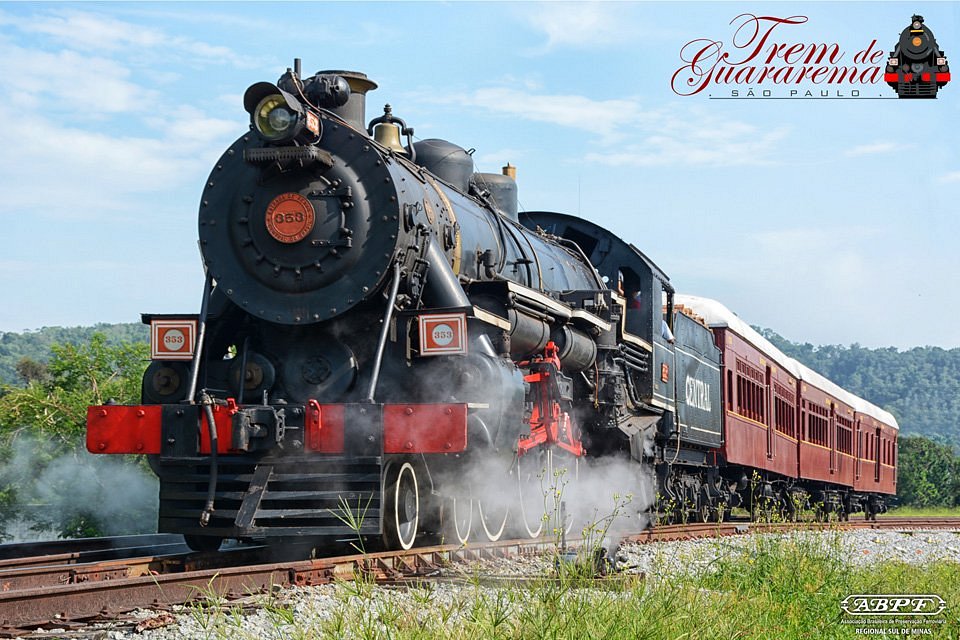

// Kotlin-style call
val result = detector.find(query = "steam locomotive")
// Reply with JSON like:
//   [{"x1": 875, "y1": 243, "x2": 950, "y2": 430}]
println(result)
[
  {"x1": 87, "y1": 63, "x2": 897, "y2": 552},
  {"x1": 885, "y1": 14, "x2": 950, "y2": 97}
]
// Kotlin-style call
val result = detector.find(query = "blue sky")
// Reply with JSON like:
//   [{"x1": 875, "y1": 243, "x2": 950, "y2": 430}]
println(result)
[{"x1": 1, "y1": 1, "x2": 957, "y2": 348}]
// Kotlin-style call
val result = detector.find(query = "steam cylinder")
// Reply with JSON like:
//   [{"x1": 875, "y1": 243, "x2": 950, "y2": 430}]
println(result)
[{"x1": 551, "y1": 326, "x2": 597, "y2": 372}]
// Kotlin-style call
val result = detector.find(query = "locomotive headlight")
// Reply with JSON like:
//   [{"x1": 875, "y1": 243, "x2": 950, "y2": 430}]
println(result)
[
  {"x1": 243, "y1": 81, "x2": 307, "y2": 143},
  {"x1": 937, "y1": 57, "x2": 947, "y2": 66},
  {"x1": 913, "y1": 20, "x2": 922, "y2": 29},
  {"x1": 254, "y1": 95, "x2": 300, "y2": 141},
  {"x1": 889, "y1": 57, "x2": 899, "y2": 67}
]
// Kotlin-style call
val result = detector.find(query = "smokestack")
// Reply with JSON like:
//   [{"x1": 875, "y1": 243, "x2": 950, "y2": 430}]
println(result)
[{"x1": 317, "y1": 70, "x2": 377, "y2": 131}]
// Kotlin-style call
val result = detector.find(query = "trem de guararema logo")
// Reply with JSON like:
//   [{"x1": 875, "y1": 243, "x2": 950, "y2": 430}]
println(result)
[
  {"x1": 671, "y1": 13, "x2": 951, "y2": 99},
  {"x1": 886, "y1": 14, "x2": 951, "y2": 98}
]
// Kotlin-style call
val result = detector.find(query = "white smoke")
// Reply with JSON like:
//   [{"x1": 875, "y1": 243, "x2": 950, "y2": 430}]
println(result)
[
  {"x1": 453, "y1": 445, "x2": 656, "y2": 551},
  {"x1": 0, "y1": 438, "x2": 158, "y2": 542},
  {"x1": 561, "y1": 455, "x2": 657, "y2": 539}
]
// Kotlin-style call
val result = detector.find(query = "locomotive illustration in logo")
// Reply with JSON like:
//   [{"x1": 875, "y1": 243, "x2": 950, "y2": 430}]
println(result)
[{"x1": 885, "y1": 15, "x2": 950, "y2": 98}]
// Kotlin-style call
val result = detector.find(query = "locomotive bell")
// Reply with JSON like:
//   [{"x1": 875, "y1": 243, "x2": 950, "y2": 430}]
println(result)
[
  {"x1": 368, "y1": 104, "x2": 413, "y2": 157},
  {"x1": 372, "y1": 121, "x2": 407, "y2": 154}
]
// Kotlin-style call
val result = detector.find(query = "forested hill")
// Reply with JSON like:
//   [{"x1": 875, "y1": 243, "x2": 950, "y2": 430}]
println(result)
[
  {"x1": 757, "y1": 329, "x2": 960, "y2": 448},
  {"x1": 0, "y1": 324, "x2": 148, "y2": 384},
  {"x1": 1, "y1": 323, "x2": 957, "y2": 447}
]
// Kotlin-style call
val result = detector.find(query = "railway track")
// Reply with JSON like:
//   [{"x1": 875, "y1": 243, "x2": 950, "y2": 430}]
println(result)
[
  {"x1": 0, "y1": 533, "x2": 349, "y2": 595},
  {"x1": 0, "y1": 534, "x2": 185, "y2": 562},
  {"x1": 1, "y1": 517, "x2": 957, "y2": 637},
  {"x1": 0, "y1": 535, "x2": 189, "y2": 575}
]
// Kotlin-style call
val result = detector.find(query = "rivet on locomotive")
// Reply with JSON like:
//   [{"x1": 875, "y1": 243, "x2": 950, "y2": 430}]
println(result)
[
  {"x1": 885, "y1": 15, "x2": 950, "y2": 98},
  {"x1": 87, "y1": 62, "x2": 897, "y2": 552}
]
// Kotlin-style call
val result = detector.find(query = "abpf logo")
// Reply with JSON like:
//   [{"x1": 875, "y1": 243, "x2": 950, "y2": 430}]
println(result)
[
  {"x1": 841, "y1": 594, "x2": 946, "y2": 616},
  {"x1": 884, "y1": 15, "x2": 951, "y2": 98}
]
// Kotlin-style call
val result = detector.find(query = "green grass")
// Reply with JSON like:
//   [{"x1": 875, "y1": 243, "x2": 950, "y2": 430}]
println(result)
[{"x1": 883, "y1": 505, "x2": 960, "y2": 517}]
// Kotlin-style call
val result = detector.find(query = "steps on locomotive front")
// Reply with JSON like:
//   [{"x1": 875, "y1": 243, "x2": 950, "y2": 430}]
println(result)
[
  {"x1": 158, "y1": 456, "x2": 382, "y2": 538},
  {"x1": 897, "y1": 81, "x2": 938, "y2": 97}
]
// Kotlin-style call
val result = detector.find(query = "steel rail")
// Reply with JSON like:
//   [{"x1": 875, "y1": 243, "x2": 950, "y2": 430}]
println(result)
[
  {"x1": 0, "y1": 534, "x2": 184, "y2": 562},
  {"x1": 0, "y1": 544, "x2": 188, "y2": 572},
  {"x1": 0, "y1": 541, "x2": 321, "y2": 595}
]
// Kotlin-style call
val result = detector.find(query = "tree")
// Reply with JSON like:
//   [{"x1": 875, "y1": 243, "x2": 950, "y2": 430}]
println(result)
[
  {"x1": 952, "y1": 456, "x2": 960, "y2": 508},
  {"x1": 0, "y1": 334, "x2": 148, "y2": 452},
  {"x1": 0, "y1": 322, "x2": 148, "y2": 386},
  {"x1": 15, "y1": 357, "x2": 48, "y2": 384},
  {"x1": 757, "y1": 327, "x2": 960, "y2": 449},
  {"x1": 896, "y1": 435, "x2": 957, "y2": 507}
]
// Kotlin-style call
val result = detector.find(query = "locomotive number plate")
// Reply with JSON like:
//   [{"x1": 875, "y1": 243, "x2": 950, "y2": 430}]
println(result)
[
  {"x1": 265, "y1": 192, "x2": 315, "y2": 243},
  {"x1": 418, "y1": 313, "x2": 467, "y2": 356},
  {"x1": 151, "y1": 319, "x2": 197, "y2": 360}
]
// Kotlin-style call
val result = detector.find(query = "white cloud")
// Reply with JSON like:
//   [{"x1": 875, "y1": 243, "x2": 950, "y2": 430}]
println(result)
[
  {"x1": 588, "y1": 108, "x2": 789, "y2": 167},
  {"x1": 669, "y1": 226, "x2": 912, "y2": 346},
  {"x1": 17, "y1": 11, "x2": 167, "y2": 51},
  {"x1": 586, "y1": 127, "x2": 788, "y2": 167},
  {"x1": 675, "y1": 227, "x2": 886, "y2": 298},
  {"x1": 845, "y1": 142, "x2": 899, "y2": 157},
  {"x1": 473, "y1": 148, "x2": 528, "y2": 173},
  {"x1": 217, "y1": 93, "x2": 246, "y2": 109},
  {"x1": 0, "y1": 260, "x2": 34, "y2": 276},
  {"x1": 3, "y1": 8, "x2": 258, "y2": 68},
  {"x1": 519, "y1": 2, "x2": 641, "y2": 52},
  {"x1": 144, "y1": 106, "x2": 241, "y2": 144},
  {"x1": 937, "y1": 170, "x2": 960, "y2": 183},
  {"x1": 0, "y1": 102, "x2": 242, "y2": 220},
  {"x1": 1, "y1": 43, "x2": 153, "y2": 114},
  {"x1": 441, "y1": 87, "x2": 641, "y2": 141},
  {"x1": 441, "y1": 85, "x2": 790, "y2": 166},
  {"x1": 0, "y1": 11, "x2": 246, "y2": 221},
  {"x1": 102, "y1": 6, "x2": 280, "y2": 31}
]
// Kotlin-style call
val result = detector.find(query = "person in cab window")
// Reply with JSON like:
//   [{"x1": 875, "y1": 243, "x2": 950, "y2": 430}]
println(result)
[{"x1": 662, "y1": 318, "x2": 675, "y2": 344}]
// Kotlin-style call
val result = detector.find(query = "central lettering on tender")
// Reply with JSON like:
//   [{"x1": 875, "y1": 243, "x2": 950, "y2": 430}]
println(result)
[{"x1": 685, "y1": 375, "x2": 712, "y2": 411}]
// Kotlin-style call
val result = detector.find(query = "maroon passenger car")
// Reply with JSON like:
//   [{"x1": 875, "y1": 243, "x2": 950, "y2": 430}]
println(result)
[{"x1": 675, "y1": 295, "x2": 898, "y2": 519}]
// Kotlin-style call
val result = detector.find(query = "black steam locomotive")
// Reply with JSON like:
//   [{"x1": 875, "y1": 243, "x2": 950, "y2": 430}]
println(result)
[
  {"x1": 87, "y1": 62, "x2": 893, "y2": 552},
  {"x1": 885, "y1": 15, "x2": 950, "y2": 97}
]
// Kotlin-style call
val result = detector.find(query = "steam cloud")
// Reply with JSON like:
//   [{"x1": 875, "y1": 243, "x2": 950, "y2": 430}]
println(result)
[
  {"x1": 458, "y1": 447, "x2": 656, "y2": 548},
  {"x1": 0, "y1": 438, "x2": 158, "y2": 542}
]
